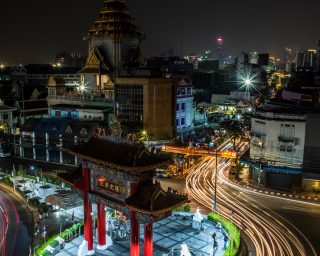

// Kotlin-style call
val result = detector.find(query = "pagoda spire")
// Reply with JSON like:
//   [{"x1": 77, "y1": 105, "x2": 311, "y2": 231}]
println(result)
[{"x1": 84, "y1": 0, "x2": 145, "y2": 41}]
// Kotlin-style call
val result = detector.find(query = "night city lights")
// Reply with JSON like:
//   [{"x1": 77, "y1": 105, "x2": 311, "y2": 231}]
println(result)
[{"x1": 0, "y1": 1, "x2": 320, "y2": 256}]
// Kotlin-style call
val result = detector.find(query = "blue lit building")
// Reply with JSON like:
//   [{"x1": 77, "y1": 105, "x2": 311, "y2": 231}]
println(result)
[{"x1": 176, "y1": 78, "x2": 194, "y2": 130}]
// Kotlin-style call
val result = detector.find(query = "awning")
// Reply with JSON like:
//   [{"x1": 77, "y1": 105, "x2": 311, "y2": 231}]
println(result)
[{"x1": 240, "y1": 159, "x2": 303, "y2": 175}]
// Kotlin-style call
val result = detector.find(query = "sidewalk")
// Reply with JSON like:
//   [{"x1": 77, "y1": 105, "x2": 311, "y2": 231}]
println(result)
[{"x1": 226, "y1": 173, "x2": 320, "y2": 204}]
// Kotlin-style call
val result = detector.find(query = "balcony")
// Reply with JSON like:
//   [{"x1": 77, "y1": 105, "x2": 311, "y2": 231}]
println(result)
[
  {"x1": 249, "y1": 131, "x2": 266, "y2": 147},
  {"x1": 278, "y1": 136, "x2": 295, "y2": 143},
  {"x1": 249, "y1": 131, "x2": 266, "y2": 140},
  {"x1": 47, "y1": 95, "x2": 114, "y2": 108}
]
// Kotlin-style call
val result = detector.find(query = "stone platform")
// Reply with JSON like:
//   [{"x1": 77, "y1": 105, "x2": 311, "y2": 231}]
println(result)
[{"x1": 57, "y1": 214, "x2": 226, "y2": 256}]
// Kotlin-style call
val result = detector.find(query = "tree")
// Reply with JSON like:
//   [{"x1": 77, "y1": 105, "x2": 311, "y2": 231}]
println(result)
[
  {"x1": 220, "y1": 119, "x2": 246, "y2": 177},
  {"x1": 220, "y1": 120, "x2": 245, "y2": 151},
  {"x1": 232, "y1": 163, "x2": 245, "y2": 181}
]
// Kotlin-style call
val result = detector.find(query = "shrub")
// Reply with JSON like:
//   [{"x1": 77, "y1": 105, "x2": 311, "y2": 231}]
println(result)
[
  {"x1": 0, "y1": 176, "x2": 13, "y2": 186},
  {"x1": 208, "y1": 213, "x2": 240, "y2": 256},
  {"x1": 183, "y1": 204, "x2": 191, "y2": 212}
]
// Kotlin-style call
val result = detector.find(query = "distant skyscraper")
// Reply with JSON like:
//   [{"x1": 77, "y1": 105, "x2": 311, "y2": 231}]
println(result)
[
  {"x1": 217, "y1": 35, "x2": 223, "y2": 65},
  {"x1": 284, "y1": 47, "x2": 293, "y2": 72},
  {"x1": 296, "y1": 49, "x2": 318, "y2": 71}
]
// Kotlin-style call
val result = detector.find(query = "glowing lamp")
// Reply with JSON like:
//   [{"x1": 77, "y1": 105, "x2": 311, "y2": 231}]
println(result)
[{"x1": 245, "y1": 79, "x2": 252, "y2": 86}]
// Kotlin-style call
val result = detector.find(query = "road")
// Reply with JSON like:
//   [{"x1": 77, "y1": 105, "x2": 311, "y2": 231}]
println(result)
[
  {"x1": 0, "y1": 186, "x2": 33, "y2": 256},
  {"x1": 183, "y1": 151, "x2": 320, "y2": 256}
]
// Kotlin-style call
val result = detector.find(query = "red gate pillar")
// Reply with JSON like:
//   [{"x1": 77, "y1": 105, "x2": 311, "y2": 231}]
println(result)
[
  {"x1": 83, "y1": 167, "x2": 94, "y2": 255},
  {"x1": 144, "y1": 223, "x2": 153, "y2": 256},
  {"x1": 130, "y1": 211, "x2": 140, "y2": 256},
  {"x1": 97, "y1": 203, "x2": 107, "y2": 250},
  {"x1": 130, "y1": 181, "x2": 140, "y2": 256}
]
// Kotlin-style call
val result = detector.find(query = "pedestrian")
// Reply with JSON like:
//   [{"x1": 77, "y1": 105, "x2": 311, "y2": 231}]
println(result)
[
  {"x1": 213, "y1": 240, "x2": 218, "y2": 252},
  {"x1": 224, "y1": 235, "x2": 229, "y2": 249},
  {"x1": 212, "y1": 232, "x2": 216, "y2": 240},
  {"x1": 216, "y1": 222, "x2": 222, "y2": 232}
]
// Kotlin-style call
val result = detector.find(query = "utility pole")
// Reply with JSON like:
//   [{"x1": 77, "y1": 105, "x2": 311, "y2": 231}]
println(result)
[{"x1": 214, "y1": 150, "x2": 218, "y2": 212}]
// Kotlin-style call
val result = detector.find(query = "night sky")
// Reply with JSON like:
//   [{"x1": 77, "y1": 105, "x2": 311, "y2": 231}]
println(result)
[{"x1": 1, "y1": 0, "x2": 320, "y2": 65}]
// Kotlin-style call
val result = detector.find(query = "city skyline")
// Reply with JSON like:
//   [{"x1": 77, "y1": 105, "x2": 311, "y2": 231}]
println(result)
[{"x1": 1, "y1": 0, "x2": 320, "y2": 65}]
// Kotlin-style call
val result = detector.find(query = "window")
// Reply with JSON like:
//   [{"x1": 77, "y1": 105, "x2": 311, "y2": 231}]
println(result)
[
  {"x1": 176, "y1": 119, "x2": 179, "y2": 126},
  {"x1": 177, "y1": 104, "x2": 180, "y2": 111},
  {"x1": 280, "y1": 123, "x2": 295, "y2": 140},
  {"x1": 181, "y1": 118, "x2": 185, "y2": 126},
  {"x1": 181, "y1": 103, "x2": 185, "y2": 111},
  {"x1": 115, "y1": 84, "x2": 143, "y2": 127}
]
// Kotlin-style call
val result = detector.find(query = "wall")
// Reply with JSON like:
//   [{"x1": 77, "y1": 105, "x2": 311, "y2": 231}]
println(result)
[
  {"x1": 304, "y1": 113, "x2": 320, "y2": 173},
  {"x1": 177, "y1": 97, "x2": 194, "y2": 129},
  {"x1": 116, "y1": 77, "x2": 177, "y2": 139},
  {"x1": 250, "y1": 116, "x2": 306, "y2": 169}
]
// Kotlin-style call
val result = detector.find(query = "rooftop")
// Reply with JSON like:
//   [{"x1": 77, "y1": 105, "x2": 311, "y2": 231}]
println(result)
[
  {"x1": 125, "y1": 180, "x2": 188, "y2": 215},
  {"x1": 64, "y1": 136, "x2": 171, "y2": 173},
  {"x1": 21, "y1": 118, "x2": 100, "y2": 137}
]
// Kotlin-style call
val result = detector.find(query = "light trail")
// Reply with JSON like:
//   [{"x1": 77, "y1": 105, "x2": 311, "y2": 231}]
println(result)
[
  {"x1": 186, "y1": 142, "x2": 317, "y2": 256},
  {"x1": 0, "y1": 190, "x2": 20, "y2": 256}
]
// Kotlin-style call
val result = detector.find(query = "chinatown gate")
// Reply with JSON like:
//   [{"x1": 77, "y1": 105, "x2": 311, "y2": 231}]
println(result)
[{"x1": 60, "y1": 136, "x2": 188, "y2": 256}]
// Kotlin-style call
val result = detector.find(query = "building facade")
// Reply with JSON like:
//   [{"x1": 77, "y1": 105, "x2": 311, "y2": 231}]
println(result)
[
  {"x1": 115, "y1": 77, "x2": 177, "y2": 139},
  {"x1": 248, "y1": 108, "x2": 306, "y2": 190},
  {"x1": 176, "y1": 78, "x2": 194, "y2": 130}
]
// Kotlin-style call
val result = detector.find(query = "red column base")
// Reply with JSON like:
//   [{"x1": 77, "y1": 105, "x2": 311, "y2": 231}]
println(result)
[
  {"x1": 130, "y1": 211, "x2": 140, "y2": 256},
  {"x1": 97, "y1": 203, "x2": 107, "y2": 250},
  {"x1": 144, "y1": 223, "x2": 153, "y2": 256}
]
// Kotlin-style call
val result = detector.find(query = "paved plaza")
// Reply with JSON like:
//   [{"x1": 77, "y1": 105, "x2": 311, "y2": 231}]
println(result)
[
  {"x1": 57, "y1": 214, "x2": 227, "y2": 256},
  {"x1": 1, "y1": 175, "x2": 227, "y2": 256}
]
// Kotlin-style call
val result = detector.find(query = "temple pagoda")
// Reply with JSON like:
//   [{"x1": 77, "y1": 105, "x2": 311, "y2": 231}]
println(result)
[
  {"x1": 60, "y1": 136, "x2": 188, "y2": 256},
  {"x1": 79, "y1": 0, "x2": 145, "y2": 108}
]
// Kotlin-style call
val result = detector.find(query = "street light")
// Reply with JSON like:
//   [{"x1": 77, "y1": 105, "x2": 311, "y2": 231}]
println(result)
[
  {"x1": 245, "y1": 79, "x2": 252, "y2": 86},
  {"x1": 214, "y1": 150, "x2": 218, "y2": 212},
  {"x1": 237, "y1": 67, "x2": 260, "y2": 92}
]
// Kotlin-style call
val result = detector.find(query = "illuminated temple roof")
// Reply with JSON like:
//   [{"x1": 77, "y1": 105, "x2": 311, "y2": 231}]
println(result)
[
  {"x1": 84, "y1": 0, "x2": 145, "y2": 40},
  {"x1": 125, "y1": 180, "x2": 189, "y2": 215},
  {"x1": 79, "y1": 46, "x2": 110, "y2": 74},
  {"x1": 64, "y1": 136, "x2": 171, "y2": 173}
]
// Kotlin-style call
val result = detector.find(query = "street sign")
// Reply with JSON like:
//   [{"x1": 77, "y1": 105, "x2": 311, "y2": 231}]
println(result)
[
  {"x1": 162, "y1": 146, "x2": 237, "y2": 159},
  {"x1": 219, "y1": 151, "x2": 237, "y2": 159}
]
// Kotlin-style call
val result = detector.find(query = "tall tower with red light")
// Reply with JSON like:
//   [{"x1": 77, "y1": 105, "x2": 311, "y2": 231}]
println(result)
[{"x1": 217, "y1": 35, "x2": 224, "y2": 65}]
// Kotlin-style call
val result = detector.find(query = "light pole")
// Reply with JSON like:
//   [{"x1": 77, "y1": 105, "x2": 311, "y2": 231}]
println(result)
[
  {"x1": 257, "y1": 142, "x2": 263, "y2": 188},
  {"x1": 214, "y1": 149, "x2": 218, "y2": 212}
]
